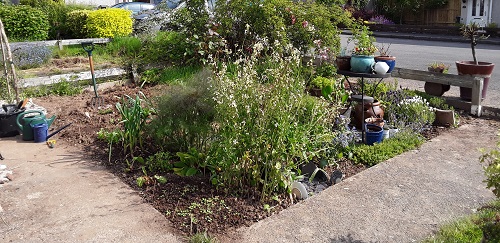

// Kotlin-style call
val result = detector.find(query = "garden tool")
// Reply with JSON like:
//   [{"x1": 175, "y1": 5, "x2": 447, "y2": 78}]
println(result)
[{"x1": 82, "y1": 42, "x2": 104, "y2": 108}]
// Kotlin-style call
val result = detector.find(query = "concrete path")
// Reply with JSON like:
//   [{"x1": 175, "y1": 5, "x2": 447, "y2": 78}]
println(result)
[
  {"x1": 0, "y1": 137, "x2": 181, "y2": 243},
  {"x1": 234, "y1": 120, "x2": 498, "y2": 242}
]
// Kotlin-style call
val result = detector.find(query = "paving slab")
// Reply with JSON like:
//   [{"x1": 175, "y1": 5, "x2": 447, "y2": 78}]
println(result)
[{"x1": 0, "y1": 137, "x2": 181, "y2": 243}]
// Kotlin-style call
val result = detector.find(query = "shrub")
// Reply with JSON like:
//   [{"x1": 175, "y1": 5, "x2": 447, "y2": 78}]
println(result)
[
  {"x1": 148, "y1": 69, "x2": 215, "y2": 152},
  {"x1": 66, "y1": 10, "x2": 92, "y2": 38},
  {"x1": 214, "y1": 0, "x2": 348, "y2": 54},
  {"x1": 480, "y1": 132, "x2": 500, "y2": 198},
  {"x1": 105, "y1": 36, "x2": 142, "y2": 58},
  {"x1": 12, "y1": 44, "x2": 52, "y2": 69},
  {"x1": 86, "y1": 8, "x2": 133, "y2": 38},
  {"x1": 139, "y1": 31, "x2": 195, "y2": 65},
  {"x1": 0, "y1": 5, "x2": 49, "y2": 41}
]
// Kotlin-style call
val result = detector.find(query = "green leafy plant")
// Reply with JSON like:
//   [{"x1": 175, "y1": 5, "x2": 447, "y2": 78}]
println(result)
[
  {"x1": 423, "y1": 200, "x2": 500, "y2": 243},
  {"x1": 350, "y1": 131, "x2": 424, "y2": 166},
  {"x1": 145, "y1": 152, "x2": 173, "y2": 173},
  {"x1": 97, "y1": 128, "x2": 120, "y2": 163},
  {"x1": 350, "y1": 22, "x2": 377, "y2": 56},
  {"x1": 428, "y1": 62, "x2": 450, "y2": 73},
  {"x1": 174, "y1": 148, "x2": 206, "y2": 177},
  {"x1": 480, "y1": 132, "x2": 500, "y2": 198},
  {"x1": 115, "y1": 92, "x2": 155, "y2": 157}
]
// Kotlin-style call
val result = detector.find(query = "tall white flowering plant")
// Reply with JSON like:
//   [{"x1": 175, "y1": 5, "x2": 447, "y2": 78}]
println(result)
[{"x1": 206, "y1": 39, "x2": 340, "y2": 200}]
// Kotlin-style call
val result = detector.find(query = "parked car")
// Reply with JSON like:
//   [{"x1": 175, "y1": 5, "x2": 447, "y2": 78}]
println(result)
[{"x1": 110, "y1": 2, "x2": 156, "y2": 15}]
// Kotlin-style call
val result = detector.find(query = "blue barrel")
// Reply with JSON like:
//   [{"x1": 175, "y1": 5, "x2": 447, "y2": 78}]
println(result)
[{"x1": 32, "y1": 123, "x2": 48, "y2": 143}]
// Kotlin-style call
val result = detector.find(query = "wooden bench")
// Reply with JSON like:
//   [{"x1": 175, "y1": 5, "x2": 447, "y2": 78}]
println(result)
[{"x1": 391, "y1": 67, "x2": 484, "y2": 117}]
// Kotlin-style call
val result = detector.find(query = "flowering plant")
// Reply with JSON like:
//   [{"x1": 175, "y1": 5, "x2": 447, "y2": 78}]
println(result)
[{"x1": 350, "y1": 23, "x2": 377, "y2": 56}]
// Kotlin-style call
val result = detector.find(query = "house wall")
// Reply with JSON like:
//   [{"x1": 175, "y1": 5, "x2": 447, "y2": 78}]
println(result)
[{"x1": 492, "y1": 1, "x2": 500, "y2": 26}]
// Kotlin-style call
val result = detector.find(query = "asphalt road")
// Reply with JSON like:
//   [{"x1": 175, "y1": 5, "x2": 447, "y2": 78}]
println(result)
[{"x1": 340, "y1": 35, "x2": 500, "y2": 93}]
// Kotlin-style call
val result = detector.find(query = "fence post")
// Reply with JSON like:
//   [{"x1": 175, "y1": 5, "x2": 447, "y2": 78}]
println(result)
[{"x1": 470, "y1": 77, "x2": 483, "y2": 117}]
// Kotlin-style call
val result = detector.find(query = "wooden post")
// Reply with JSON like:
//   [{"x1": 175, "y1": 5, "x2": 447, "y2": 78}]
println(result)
[
  {"x1": 0, "y1": 18, "x2": 19, "y2": 103},
  {"x1": 0, "y1": 26, "x2": 12, "y2": 98},
  {"x1": 470, "y1": 77, "x2": 483, "y2": 117}
]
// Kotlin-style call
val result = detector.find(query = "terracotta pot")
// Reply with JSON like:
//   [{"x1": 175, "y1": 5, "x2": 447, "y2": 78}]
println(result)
[
  {"x1": 335, "y1": 56, "x2": 351, "y2": 71},
  {"x1": 455, "y1": 61, "x2": 495, "y2": 101},
  {"x1": 354, "y1": 100, "x2": 384, "y2": 129},
  {"x1": 374, "y1": 56, "x2": 396, "y2": 73}
]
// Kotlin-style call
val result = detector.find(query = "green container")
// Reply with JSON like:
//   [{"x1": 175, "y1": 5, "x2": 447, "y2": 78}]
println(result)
[{"x1": 16, "y1": 110, "x2": 55, "y2": 141}]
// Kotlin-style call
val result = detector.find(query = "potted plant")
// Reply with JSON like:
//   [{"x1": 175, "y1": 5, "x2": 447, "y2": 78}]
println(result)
[
  {"x1": 374, "y1": 43, "x2": 396, "y2": 73},
  {"x1": 349, "y1": 23, "x2": 377, "y2": 73},
  {"x1": 335, "y1": 46, "x2": 351, "y2": 71},
  {"x1": 425, "y1": 62, "x2": 451, "y2": 96},
  {"x1": 428, "y1": 62, "x2": 449, "y2": 73},
  {"x1": 456, "y1": 22, "x2": 495, "y2": 101}
]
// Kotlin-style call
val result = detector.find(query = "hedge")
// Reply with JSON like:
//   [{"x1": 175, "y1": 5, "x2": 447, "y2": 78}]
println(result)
[{"x1": 0, "y1": 5, "x2": 49, "y2": 41}]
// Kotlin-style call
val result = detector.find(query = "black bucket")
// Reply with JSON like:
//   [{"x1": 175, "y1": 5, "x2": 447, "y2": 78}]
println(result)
[{"x1": 0, "y1": 104, "x2": 25, "y2": 138}]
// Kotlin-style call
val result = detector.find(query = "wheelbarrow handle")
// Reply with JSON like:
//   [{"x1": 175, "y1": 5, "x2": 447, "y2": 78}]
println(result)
[{"x1": 81, "y1": 42, "x2": 94, "y2": 56}]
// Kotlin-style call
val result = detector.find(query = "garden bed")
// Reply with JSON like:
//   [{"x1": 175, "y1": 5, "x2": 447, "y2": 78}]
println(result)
[{"x1": 28, "y1": 82, "x2": 457, "y2": 238}]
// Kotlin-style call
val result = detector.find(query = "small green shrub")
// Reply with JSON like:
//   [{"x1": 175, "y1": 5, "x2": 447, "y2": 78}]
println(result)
[
  {"x1": 21, "y1": 0, "x2": 92, "y2": 39},
  {"x1": 148, "y1": 69, "x2": 215, "y2": 152},
  {"x1": 12, "y1": 45, "x2": 52, "y2": 69},
  {"x1": 139, "y1": 31, "x2": 195, "y2": 65},
  {"x1": 105, "y1": 36, "x2": 142, "y2": 58},
  {"x1": 145, "y1": 152, "x2": 173, "y2": 173},
  {"x1": 480, "y1": 132, "x2": 500, "y2": 198},
  {"x1": 0, "y1": 5, "x2": 49, "y2": 41},
  {"x1": 85, "y1": 8, "x2": 133, "y2": 38},
  {"x1": 21, "y1": 80, "x2": 82, "y2": 98},
  {"x1": 66, "y1": 10, "x2": 92, "y2": 39},
  {"x1": 50, "y1": 79, "x2": 83, "y2": 96},
  {"x1": 350, "y1": 131, "x2": 424, "y2": 166},
  {"x1": 423, "y1": 200, "x2": 500, "y2": 243}
]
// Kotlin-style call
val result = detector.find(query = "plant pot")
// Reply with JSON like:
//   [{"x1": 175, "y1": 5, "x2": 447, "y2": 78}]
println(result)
[
  {"x1": 308, "y1": 87, "x2": 322, "y2": 97},
  {"x1": 350, "y1": 55, "x2": 375, "y2": 73},
  {"x1": 354, "y1": 100, "x2": 384, "y2": 129},
  {"x1": 424, "y1": 82, "x2": 449, "y2": 96},
  {"x1": 434, "y1": 109, "x2": 455, "y2": 127},
  {"x1": 382, "y1": 129, "x2": 390, "y2": 141},
  {"x1": 425, "y1": 67, "x2": 450, "y2": 96},
  {"x1": 339, "y1": 107, "x2": 352, "y2": 118},
  {"x1": 365, "y1": 124, "x2": 383, "y2": 145},
  {"x1": 455, "y1": 61, "x2": 495, "y2": 101},
  {"x1": 335, "y1": 56, "x2": 351, "y2": 71},
  {"x1": 374, "y1": 55, "x2": 396, "y2": 73},
  {"x1": 365, "y1": 117, "x2": 385, "y2": 128}
]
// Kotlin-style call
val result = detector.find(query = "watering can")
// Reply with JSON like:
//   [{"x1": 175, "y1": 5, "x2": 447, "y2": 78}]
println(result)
[{"x1": 16, "y1": 110, "x2": 56, "y2": 141}]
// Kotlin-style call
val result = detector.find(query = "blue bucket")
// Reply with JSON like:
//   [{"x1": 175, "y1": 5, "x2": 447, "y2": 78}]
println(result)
[
  {"x1": 365, "y1": 124, "x2": 383, "y2": 145},
  {"x1": 31, "y1": 122, "x2": 48, "y2": 143}
]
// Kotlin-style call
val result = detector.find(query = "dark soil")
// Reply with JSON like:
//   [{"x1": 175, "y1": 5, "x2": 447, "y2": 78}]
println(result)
[{"x1": 31, "y1": 83, "x2": 456, "y2": 239}]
